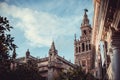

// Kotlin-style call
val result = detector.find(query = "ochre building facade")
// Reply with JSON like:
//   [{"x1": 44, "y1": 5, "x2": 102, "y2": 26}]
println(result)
[{"x1": 14, "y1": 42, "x2": 75, "y2": 80}]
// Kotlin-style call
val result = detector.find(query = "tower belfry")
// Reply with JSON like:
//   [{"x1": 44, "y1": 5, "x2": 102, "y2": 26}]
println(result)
[{"x1": 74, "y1": 9, "x2": 93, "y2": 73}]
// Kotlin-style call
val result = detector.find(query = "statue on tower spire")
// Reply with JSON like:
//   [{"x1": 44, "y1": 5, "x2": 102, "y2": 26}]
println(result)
[
  {"x1": 84, "y1": 9, "x2": 88, "y2": 17},
  {"x1": 84, "y1": 9, "x2": 88, "y2": 13}
]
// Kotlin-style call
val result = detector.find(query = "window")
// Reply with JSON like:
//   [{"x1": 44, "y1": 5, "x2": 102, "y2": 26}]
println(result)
[
  {"x1": 79, "y1": 47, "x2": 81, "y2": 52},
  {"x1": 86, "y1": 44, "x2": 88, "y2": 51},
  {"x1": 82, "y1": 43, "x2": 85, "y2": 52},
  {"x1": 83, "y1": 30, "x2": 86, "y2": 35},
  {"x1": 89, "y1": 44, "x2": 91, "y2": 50}
]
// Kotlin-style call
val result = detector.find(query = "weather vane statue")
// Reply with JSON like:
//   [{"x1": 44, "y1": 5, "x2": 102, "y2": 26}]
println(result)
[{"x1": 84, "y1": 8, "x2": 88, "y2": 12}]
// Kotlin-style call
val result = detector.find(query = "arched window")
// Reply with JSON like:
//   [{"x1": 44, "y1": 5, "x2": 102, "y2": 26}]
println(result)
[
  {"x1": 86, "y1": 44, "x2": 88, "y2": 51},
  {"x1": 82, "y1": 43, "x2": 85, "y2": 52},
  {"x1": 83, "y1": 30, "x2": 86, "y2": 35},
  {"x1": 79, "y1": 46, "x2": 81, "y2": 52},
  {"x1": 89, "y1": 44, "x2": 91, "y2": 50}
]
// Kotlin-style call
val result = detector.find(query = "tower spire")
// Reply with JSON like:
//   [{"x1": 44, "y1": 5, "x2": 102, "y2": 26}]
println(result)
[{"x1": 81, "y1": 9, "x2": 90, "y2": 26}]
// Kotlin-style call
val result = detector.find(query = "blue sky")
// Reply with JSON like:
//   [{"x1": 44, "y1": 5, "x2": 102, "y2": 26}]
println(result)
[{"x1": 0, "y1": 0, "x2": 93, "y2": 63}]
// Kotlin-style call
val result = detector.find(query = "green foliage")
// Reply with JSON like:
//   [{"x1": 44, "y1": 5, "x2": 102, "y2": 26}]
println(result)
[
  {"x1": 0, "y1": 16, "x2": 45, "y2": 80},
  {"x1": 0, "y1": 16, "x2": 16, "y2": 67},
  {"x1": 9, "y1": 61, "x2": 45, "y2": 80},
  {"x1": 0, "y1": 16, "x2": 16, "y2": 80},
  {"x1": 58, "y1": 66, "x2": 96, "y2": 80},
  {"x1": 0, "y1": 16, "x2": 15, "y2": 58}
]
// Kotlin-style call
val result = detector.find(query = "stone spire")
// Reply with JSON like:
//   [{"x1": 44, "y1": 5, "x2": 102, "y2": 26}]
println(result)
[
  {"x1": 26, "y1": 49, "x2": 30, "y2": 58},
  {"x1": 50, "y1": 41, "x2": 56, "y2": 51},
  {"x1": 48, "y1": 41, "x2": 58, "y2": 64},
  {"x1": 81, "y1": 9, "x2": 90, "y2": 26},
  {"x1": 49, "y1": 41, "x2": 57, "y2": 55}
]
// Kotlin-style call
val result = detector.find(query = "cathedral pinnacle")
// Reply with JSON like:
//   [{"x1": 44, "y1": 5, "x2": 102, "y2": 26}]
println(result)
[
  {"x1": 26, "y1": 49, "x2": 30, "y2": 58},
  {"x1": 49, "y1": 41, "x2": 58, "y2": 55},
  {"x1": 50, "y1": 41, "x2": 56, "y2": 51}
]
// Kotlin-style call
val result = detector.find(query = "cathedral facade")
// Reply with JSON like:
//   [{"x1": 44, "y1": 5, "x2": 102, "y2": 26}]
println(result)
[
  {"x1": 15, "y1": 41, "x2": 75, "y2": 80},
  {"x1": 10, "y1": 1, "x2": 120, "y2": 80},
  {"x1": 74, "y1": 9, "x2": 94, "y2": 73}
]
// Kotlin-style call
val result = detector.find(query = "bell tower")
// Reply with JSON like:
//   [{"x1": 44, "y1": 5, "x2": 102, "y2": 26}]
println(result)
[{"x1": 74, "y1": 9, "x2": 93, "y2": 73}]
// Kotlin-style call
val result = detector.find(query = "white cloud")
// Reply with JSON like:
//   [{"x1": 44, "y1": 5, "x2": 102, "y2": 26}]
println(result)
[{"x1": 0, "y1": 2, "x2": 82, "y2": 47}]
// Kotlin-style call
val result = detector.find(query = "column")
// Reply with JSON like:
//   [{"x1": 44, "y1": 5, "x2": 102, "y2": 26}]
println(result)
[{"x1": 111, "y1": 31, "x2": 120, "y2": 80}]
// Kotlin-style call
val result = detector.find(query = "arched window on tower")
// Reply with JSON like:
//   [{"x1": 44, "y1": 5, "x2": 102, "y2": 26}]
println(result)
[
  {"x1": 79, "y1": 46, "x2": 81, "y2": 52},
  {"x1": 86, "y1": 44, "x2": 88, "y2": 51},
  {"x1": 83, "y1": 30, "x2": 86, "y2": 35},
  {"x1": 82, "y1": 43, "x2": 85, "y2": 52},
  {"x1": 89, "y1": 44, "x2": 91, "y2": 50}
]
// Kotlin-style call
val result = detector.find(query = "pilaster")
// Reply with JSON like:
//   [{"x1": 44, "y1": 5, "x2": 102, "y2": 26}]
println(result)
[{"x1": 111, "y1": 31, "x2": 120, "y2": 80}]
